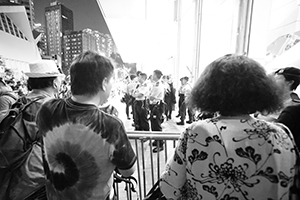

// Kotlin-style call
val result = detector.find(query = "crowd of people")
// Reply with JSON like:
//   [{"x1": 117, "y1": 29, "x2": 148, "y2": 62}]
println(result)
[{"x1": 0, "y1": 51, "x2": 300, "y2": 199}]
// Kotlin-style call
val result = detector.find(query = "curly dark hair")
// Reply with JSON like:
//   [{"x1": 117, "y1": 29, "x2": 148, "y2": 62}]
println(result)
[{"x1": 187, "y1": 54, "x2": 283, "y2": 116}]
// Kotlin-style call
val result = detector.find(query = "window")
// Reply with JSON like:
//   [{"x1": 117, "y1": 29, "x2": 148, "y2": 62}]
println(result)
[
  {"x1": 0, "y1": 18, "x2": 3, "y2": 31},
  {"x1": 19, "y1": 31, "x2": 24, "y2": 39},
  {"x1": 13, "y1": 24, "x2": 19, "y2": 37}
]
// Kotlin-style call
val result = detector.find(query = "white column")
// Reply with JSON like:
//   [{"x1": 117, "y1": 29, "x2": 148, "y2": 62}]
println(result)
[
  {"x1": 235, "y1": 0, "x2": 254, "y2": 55},
  {"x1": 193, "y1": 0, "x2": 203, "y2": 81},
  {"x1": 174, "y1": 0, "x2": 182, "y2": 89}
]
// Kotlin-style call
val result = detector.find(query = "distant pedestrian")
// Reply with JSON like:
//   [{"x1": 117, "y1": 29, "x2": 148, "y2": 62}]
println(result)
[
  {"x1": 123, "y1": 74, "x2": 136, "y2": 120},
  {"x1": 0, "y1": 68, "x2": 18, "y2": 115},
  {"x1": 176, "y1": 76, "x2": 193, "y2": 125},
  {"x1": 162, "y1": 75, "x2": 176, "y2": 120},
  {"x1": 256, "y1": 66, "x2": 300, "y2": 121},
  {"x1": 149, "y1": 70, "x2": 165, "y2": 152},
  {"x1": 132, "y1": 72, "x2": 150, "y2": 131}
]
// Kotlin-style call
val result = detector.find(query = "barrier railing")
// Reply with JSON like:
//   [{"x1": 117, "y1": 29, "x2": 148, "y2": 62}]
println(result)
[{"x1": 114, "y1": 131, "x2": 181, "y2": 200}]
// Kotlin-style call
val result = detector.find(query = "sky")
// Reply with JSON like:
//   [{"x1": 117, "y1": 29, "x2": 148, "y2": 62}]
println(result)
[{"x1": 34, "y1": 0, "x2": 110, "y2": 34}]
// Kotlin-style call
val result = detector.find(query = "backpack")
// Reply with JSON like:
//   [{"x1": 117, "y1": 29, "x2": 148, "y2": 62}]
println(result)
[
  {"x1": 0, "y1": 97, "x2": 46, "y2": 200},
  {"x1": 0, "y1": 91, "x2": 18, "y2": 123}
]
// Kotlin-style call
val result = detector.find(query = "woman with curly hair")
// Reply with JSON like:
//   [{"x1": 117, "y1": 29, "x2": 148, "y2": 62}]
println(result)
[{"x1": 160, "y1": 54, "x2": 299, "y2": 200}]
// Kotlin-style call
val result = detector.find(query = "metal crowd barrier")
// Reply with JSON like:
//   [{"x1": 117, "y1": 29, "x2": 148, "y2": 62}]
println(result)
[{"x1": 114, "y1": 131, "x2": 181, "y2": 200}]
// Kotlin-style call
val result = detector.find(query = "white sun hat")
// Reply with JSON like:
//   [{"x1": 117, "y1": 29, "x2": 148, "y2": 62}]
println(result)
[{"x1": 25, "y1": 60, "x2": 64, "y2": 78}]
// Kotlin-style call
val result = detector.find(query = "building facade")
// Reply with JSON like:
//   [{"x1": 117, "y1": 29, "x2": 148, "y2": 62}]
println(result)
[
  {"x1": 16, "y1": 0, "x2": 34, "y2": 29},
  {"x1": 105, "y1": 33, "x2": 114, "y2": 57},
  {"x1": 92, "y1": 30, "x2": 115, "y2": 57},
  {"x1": 45, "y1": 1, "x2": 73, "y2": 60},
  {"x1": 62, "y1": 29, "x2": 97, "y2": 73},
  {"x1": 0, "y1": 5, "x2": 40, "y2": 74},
  {"x1": 0, "y1": 0, "x2": 35, "y2": 29}
]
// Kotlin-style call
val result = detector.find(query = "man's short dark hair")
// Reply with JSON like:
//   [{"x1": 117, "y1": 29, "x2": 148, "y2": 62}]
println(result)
[
  {"x1": 70, "y1": 51, "x2": 114, "y2": 96},
  {"x1": 153, "y1": 70, "x2": 163, "y2": 79},
  {"x1": 139, "y1": 72, "x2": 147, "y2": 80},
  {"x1": 136, "y1": 71, "x2": 142, "y2": 77},
  {"x1": 188, "y1": 54, "x2": 282, "y2": 116},
  {"x1": 180, "y1": 76, "x2": 189, "y2": 81},
  {"x1": 129, "y1": 74, "x2": 136, "y2": 80},
  {"x1": 27, "y1": 77, "x2": 56, "y2": 90}
]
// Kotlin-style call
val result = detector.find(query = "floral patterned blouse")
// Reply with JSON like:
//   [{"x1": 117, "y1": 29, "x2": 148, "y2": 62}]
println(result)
[{"x1": 160, "y1": 116, "x2": 297, "y2": 200}]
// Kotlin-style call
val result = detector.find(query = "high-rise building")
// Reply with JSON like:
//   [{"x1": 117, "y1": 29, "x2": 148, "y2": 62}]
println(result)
[
  {"x1": 62, "y1": 29, "x2": 97, "y2": 74},
  {"x1": 105, "y1": 34, "x2": 114, "y2": 57},
  {"x1": 45, "y1": 1, "x2": 73, "y2": 60},
  {"x1": 92, "y1": 31, "x2": 115, "y2": 58},
  {"x1": 93, "y1": 30, "x2": 106, "y2": 55},
  {"x1": 17, "y1": 0, "x2": 34, "y2": 29}
]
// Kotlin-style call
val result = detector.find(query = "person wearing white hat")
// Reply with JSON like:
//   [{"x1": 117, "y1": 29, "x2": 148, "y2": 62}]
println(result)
[
  {"x1": 23, "y1": 59, "x2": 65, "y2": 118},
  {"x1": 8, "y1": 59, "x2": 65, "y2": 199}
]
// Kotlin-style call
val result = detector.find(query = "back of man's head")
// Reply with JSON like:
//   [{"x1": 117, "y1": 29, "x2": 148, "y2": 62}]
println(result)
[
  {"x1": 153, "y1": 70, "x2": 163, "y2": 80},
  {"x1": 27, "y1": 77, "x2": 57, "y2": 90},
  {"x1": 139, "y1": 72, "x2": 147, "y2": 80},
  {"x1": 136, "y1": 71, "x2": 142, "y2": 77},
  {"x1": 129, "y1": 74, "x2": 136, "y2": 80},
  {"x1": 275, "y1": 67, "x2": 300, "y2": 90},
  {"x1": 70, "y1": 51, "x2": 114, "y2": 96}
]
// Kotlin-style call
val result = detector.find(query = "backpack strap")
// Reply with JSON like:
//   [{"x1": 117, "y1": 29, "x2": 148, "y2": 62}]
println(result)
[
  {"x1": 10, "y1": 96, "x2": 45, "y2": 113},
  {"x1": 20, "y1": 96, "x2": 44, "y2": 112},
  {"x1": 0, "y1": 92, "x2": 17, "y2": 101}
]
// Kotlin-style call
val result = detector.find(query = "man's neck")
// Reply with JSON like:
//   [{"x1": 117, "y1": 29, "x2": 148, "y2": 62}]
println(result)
[
  {"x1": 71, "y1": 94, "x2": 101, "y2": 107},
  {"x1": 153, "y1": 79, "x2": 160, "y2": 83},
  {"x1": 282, "y1": 90, "x2": 292, "y2": 102},
  {"x1": 31, "y1": 88, "x2": 55, "y2": 98}
]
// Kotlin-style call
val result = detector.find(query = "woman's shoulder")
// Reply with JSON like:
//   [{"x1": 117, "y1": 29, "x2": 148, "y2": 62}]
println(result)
[{"x1": 187, "y1": 118, "x2": 219, "y2": 135}]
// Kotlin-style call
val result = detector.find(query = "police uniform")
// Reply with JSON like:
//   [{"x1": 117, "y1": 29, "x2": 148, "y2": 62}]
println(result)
[
  {"x1": 164, "y1": 82, "x2": 175, "y2": 120},
  {"x1": 177, "y1": 82, "x2": 192, "y2": 124},
  {"x1": 149, "y1": 80, "x2": 165, "y2": 152},
  {"x1": 125, "y1": 80, "x2": 137, "y2": 119},
  {"x1": 132, "y1": 82, "x2": 150, "y2": 131}
]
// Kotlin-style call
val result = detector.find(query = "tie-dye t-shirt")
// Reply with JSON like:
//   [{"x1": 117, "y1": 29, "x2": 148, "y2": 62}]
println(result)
[{"x1": 36, "y1": 98, "x2": 136, "y2": 200}]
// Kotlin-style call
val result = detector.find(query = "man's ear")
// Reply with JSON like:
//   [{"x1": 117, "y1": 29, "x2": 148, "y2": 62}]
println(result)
[
  {"x1": 53, "y1": 78, "x2": 59, "y2": 89},
  {"x1": 287, "y1": 80, "x2": 294, "y2": 90},
  {"x1": 102, "y1": 77, "x2": 108, "y2": 92}
]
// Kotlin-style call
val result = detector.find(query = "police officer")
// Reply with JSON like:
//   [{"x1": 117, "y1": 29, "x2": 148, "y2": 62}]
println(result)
[
  {"x1": 132, "y1": 72, "x2": 150, "y2": 131},
  {"x1": 162, "y1": 75, "x2": 176, "y2": 120},
  {"x1": 177, "y1": 76, "x2": 193, "y2": 125},
  {"x1": 149, "y1": 70, "x2": 165, "y2": 152},
  {"x1": 124, "y1": 74, "x2": 137, "y2": 120}
]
